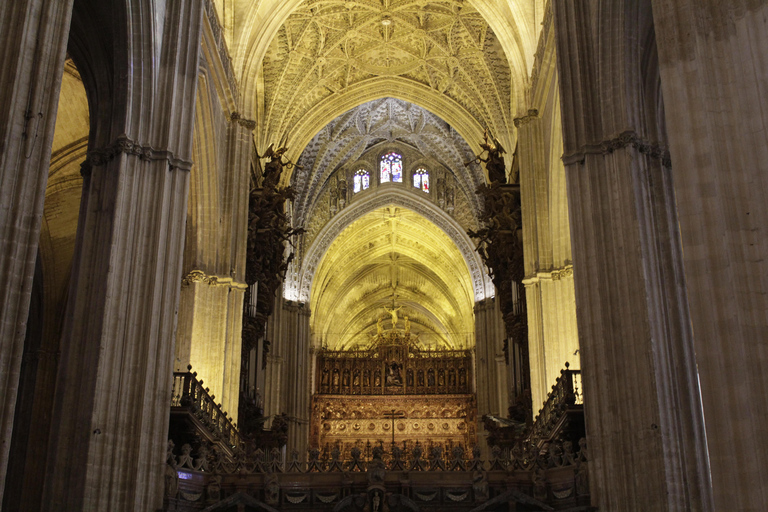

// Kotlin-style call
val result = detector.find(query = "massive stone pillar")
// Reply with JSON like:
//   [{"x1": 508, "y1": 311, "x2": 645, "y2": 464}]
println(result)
[
  {"x1": 552, "y1": 1, "x2": 712, "y2": 510},
  {"x1": 41, "y1": 1, "x2": 205, "y2": 510},
  {"x1": 651, "y1": 2, "x2": 768, "y2": 509},
  {"x1": 0, "y1": 0, "x2": 74, "y2": 502},
  {"x1": 517, "y1": 15, "x2": 580, "y2": 412},
  {"x1": 474, "y1": 296, "x2": 507, "y2": 454},
  {"x1": 263, "y1": 297, "x2": 312, "y2": 456}
]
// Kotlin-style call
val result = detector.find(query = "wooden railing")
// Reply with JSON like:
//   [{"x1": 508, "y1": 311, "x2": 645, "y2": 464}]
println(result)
[
  {"x1": 171, "y1": 366, "x2": 244, "y2": 451},
  {"x1": 528, "y1": 362, "x2": 583, "y2": 446}
]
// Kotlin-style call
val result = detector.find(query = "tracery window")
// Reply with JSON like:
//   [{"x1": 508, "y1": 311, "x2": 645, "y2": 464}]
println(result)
[
  {"x1": 413, "y1": 167, "x2": 429, "y2": 193},
  {"x1": 380, "y1": 152, "x2": 403, "y2": 183},
  {"x1": 353, "y1": 169, "x2": 370, "y2": 193}
]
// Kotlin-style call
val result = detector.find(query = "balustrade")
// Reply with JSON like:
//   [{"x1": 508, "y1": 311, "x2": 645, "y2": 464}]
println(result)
[{"x1": 171, "y1": 366, "x2": 245, "y2": 451}]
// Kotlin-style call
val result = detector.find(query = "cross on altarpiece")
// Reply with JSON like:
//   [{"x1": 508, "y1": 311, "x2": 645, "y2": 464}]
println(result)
[{"x1": 383, "y1": 409, "x2": 405, "y2": 447}]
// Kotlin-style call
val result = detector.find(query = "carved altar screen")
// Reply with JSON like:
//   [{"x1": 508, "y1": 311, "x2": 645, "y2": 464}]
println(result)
[{"x1": 311, "y1": 331, "x2": 476, "y2": 456}]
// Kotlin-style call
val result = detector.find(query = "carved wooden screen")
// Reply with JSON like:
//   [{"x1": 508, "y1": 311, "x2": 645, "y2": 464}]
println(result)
[{"x1": 311, "y1": 331, "x2": 476, "y2": 456}]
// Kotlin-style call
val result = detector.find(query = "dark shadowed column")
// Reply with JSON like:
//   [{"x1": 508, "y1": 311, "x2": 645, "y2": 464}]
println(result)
[
  {"x1": 552, "y1": 1, "x2": 713, "y2": 510},
  {"x1": 652, "y1": 0, "x2": 768, "y2": 509}
]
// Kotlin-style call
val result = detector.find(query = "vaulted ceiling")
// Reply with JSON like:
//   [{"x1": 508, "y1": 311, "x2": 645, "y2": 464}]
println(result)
[
  {"x1": 260, "y1": 0, "x2": 513, "y2": 159},
  {"x1": 291, "y1": 98, "x2": 485, "y2": 227},
  {"x1": 310, "y1": 205, "x2": 475, "y2": 351},
  {"x1": 205, "y1": 0, "x2": 542, "y2": 350}
]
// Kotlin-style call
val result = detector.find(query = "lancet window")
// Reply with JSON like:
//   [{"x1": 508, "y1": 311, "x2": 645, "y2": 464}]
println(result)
[
  {"x1": 353, "y1": 169, "x2": 370, "y2": 193},
  {"x1": 380, "y1": 152, "x2": 403, "y2": 183},
  {"x1": 413, "y1": 168, "x2": 429, "y2": 193}
]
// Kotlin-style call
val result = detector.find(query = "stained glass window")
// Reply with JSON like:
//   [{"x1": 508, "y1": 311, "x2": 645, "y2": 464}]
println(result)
[
  {"x1": 354, "y1": 169, "x2": 370, "y2": 193},
  {"x1": 413, "y1": 168, "x2": 429, "y2": 193},
  {"x1": 380, "y1": 152, "x2": 403, "y2": 183}
]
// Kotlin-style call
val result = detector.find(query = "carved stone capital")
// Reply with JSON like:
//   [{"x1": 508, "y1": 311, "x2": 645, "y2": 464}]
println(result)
[
  {"x1": 523, "y1": 264, "x2": 574, "y2": 285},
  {"x1": 181, "y1": 270, "x2": 218, "y2": 286},
  {"x1": 87, "y1": 134, "x2": 193, "y2": 171},
  {"x1": 513, "y1": 109, "x2": 540, "y2": 127},
  {"x1": 181, "y1": 270, "x2": 248, "y2": 289},
  {"x1": 230, "y1": 111, "x2": 256, "y2": 131},
  {"x1": 562, "y1": 130, "x2": 672, "y2": 168}
]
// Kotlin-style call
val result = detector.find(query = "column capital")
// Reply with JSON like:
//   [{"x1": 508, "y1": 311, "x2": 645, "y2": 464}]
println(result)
[
  {"x1": 562, "y1": 130, "x2": 671, "y2": 168},
  {"x1": 86, "y1": 134, "x2": 193, "y2": 171},
  {"x1": 230, "y1": 111, "x2": 256, "y2": 131},
  {"x1": 513, "y1": 109, "x2": 540, "y2": 127},
  {"x1": 181, "y1": 270, "x2": 248, "y2": 290}
]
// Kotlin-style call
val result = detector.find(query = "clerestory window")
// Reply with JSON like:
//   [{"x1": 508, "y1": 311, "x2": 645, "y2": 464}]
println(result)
[
  {"x1": 353, "y1": 169, "x2": 370, "y2": 193},
  {"x1": 413, "y1": 168, "x2": 429, "y2": 193},
  {"x1": 380, "y1": 152, "x2": 403, "y2": 183}
]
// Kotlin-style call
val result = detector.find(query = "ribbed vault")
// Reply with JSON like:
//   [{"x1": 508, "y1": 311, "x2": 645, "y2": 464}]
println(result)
[
  {"x1": 310, "y1": 205, "x2": 475, "y2": 351},
  {"x1": 292, "y1": 97, "x2": 485, "y2": 225},
  {"x1": 257, "y1": 0, "x2": 516, "y2": 165}
]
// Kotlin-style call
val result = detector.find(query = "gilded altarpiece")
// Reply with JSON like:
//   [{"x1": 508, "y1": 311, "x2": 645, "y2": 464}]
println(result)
[{"x1": 311, "y1": 331, "x2": 477, "y2": 455}]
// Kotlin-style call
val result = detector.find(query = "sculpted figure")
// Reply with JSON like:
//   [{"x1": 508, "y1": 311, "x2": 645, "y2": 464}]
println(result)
[
  {"x1": 475, "y1": 130, "x2": 507, "y2": 184},
  {"x1": 403, "y1": 315, "x2": 410, "y2": 333},
  {"x1": 261, "y1": 144, "x2": 288, "y2": 190},
  {"x1": 384, "y1": 305, "x2": 403, "y2": 328}
]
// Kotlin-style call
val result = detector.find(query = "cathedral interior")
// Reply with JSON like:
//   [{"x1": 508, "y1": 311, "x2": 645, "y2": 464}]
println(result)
[{"x1": 1, "y1": 0, "x2": 767, "y2": 511}]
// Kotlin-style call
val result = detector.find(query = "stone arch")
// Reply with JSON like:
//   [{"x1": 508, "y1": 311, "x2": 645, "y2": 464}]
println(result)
[
  {"x1": 279, "y1": 77, "x2": 488, "y2": 181},
  {"x1": 295, "y1": 189, "x2": 492, "y2": 304},
  {"x1": 234, "y1": 0, "x2": 538, "y2": 122}
]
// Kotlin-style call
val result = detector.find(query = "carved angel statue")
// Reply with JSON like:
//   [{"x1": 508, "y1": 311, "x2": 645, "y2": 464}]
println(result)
[
  {"x1": 260, "y1": 143, "x2": 288, "y2": 190},
  {"x1": 467, "y1": 129, "x2": 507, "y2": 184},
  {"x1": 376, "y1": 316, "x2": 384, "y2": 335},
  {"x1": 384, "y1": 305, "x2": 403, "y2": 328}
]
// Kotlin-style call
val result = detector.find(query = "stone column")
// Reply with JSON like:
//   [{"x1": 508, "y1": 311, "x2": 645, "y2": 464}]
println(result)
[
  {"x1": 263, "y1": 298, "x2": 311, "y2": 453},
  {"x1": 174, "y1": 113, "x2": 253, "y2": 421},
  {"x1": 651, "y1": 2, "x2": 768, "y2": 509},
  {"x1": 552, "y1": 1, "x2": 712, "y2": 510},
  {"x1": 176, "y1": 273, "x2": 246, "y2": 419},
  {"x1": 517, "y1": 100, "x2": 580, "y2": 412},
  {"x1": 262, "y1": 292, "x2": 285, "y2": 428},
  {"x1": 42, "y1": 1, "x2": 205, "y2": 510},
  {"x1": 0, "y1": 0, "x2": 74, "y2": 502},
  {"x1": 474, "y1": 297, "x2": 507, "y2": 454},
  {"x1": 284, "y1": 302, "x2": 311, "y2": 456}
]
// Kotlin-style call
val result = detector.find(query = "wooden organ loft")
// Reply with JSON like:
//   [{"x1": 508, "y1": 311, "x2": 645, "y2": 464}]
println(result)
[{"x1": 310, "y1": 329, "x2": 477, "y2": 457}]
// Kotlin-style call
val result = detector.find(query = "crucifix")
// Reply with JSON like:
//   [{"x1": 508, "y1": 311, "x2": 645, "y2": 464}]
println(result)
[{"x1": 383, "y1": 409, "x2": 405, "y2": 447}]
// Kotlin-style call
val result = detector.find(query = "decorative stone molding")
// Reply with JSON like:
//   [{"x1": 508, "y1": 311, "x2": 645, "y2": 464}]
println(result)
[
  {"x1": 523, "y1": 265, "x2": 574, "y2": 286},
  {"x1": 513, "y1": 109, "x2": 540, "y2": 127},
  {"x1": 87, "y1": 134, "x2": 193, "y2": 171},
  {"x1": 562, "y1": 130, "x2": 672, "y2": 168},
  {"x1": 182, "y1": 270, "x2": 218, "y2": 286},
  {"x1": 181, "y1": 270, "x2": 248, "y2": 290},
  {"x1": 283, "y1": 299, "x2": 310, "y2": 314},
  {"x1": 231, "y1": 112, "x2": 256, "y2": 131}
]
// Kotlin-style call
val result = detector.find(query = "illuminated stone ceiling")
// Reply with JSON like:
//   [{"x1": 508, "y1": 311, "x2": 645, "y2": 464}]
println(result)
[
  {"x1": 260, "y1": 0, "x2": 514, "y2": 160},
  {"x1": 310, "y1": 205, "x2": 475, "y2": 351},
  {"x1": 291, "y1": 97, "x2": 485, "y2": 226}
]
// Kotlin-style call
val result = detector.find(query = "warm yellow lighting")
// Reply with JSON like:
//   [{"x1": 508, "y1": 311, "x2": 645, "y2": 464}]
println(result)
[{"x1": 310, "y1": 205, "x2": 475, "y2": 351}]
